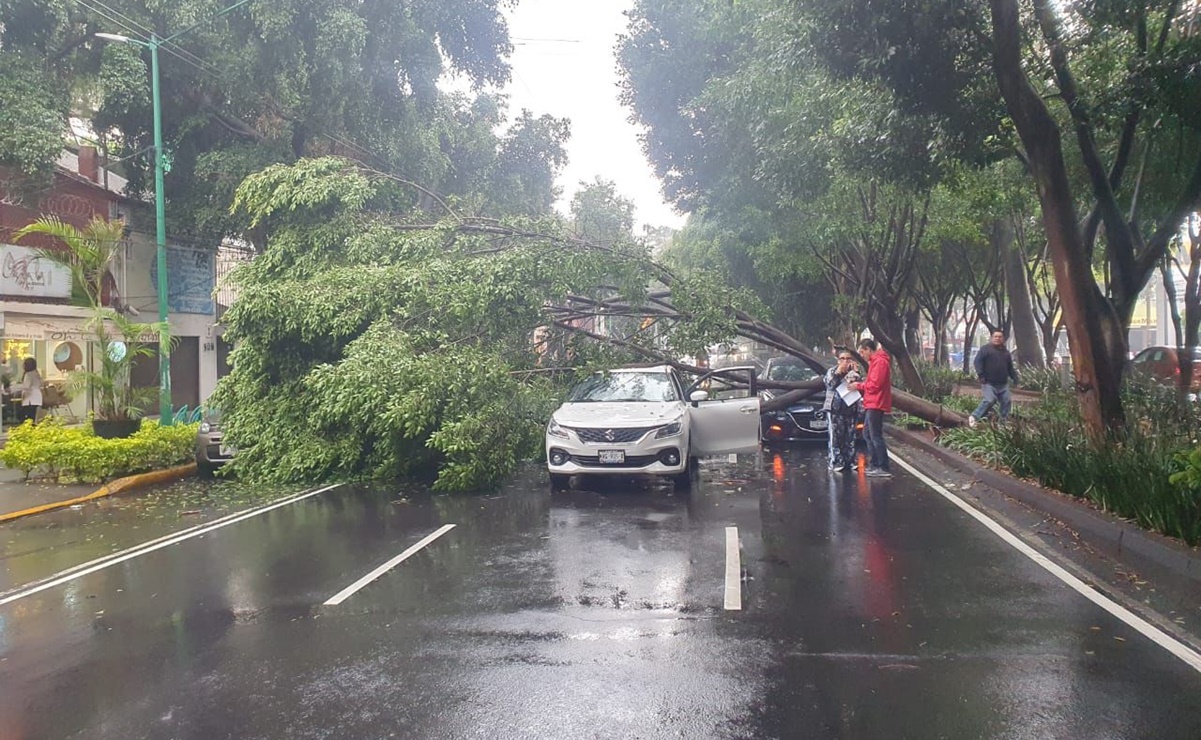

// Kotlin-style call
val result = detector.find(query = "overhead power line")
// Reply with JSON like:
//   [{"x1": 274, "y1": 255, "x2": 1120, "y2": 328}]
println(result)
[{"x1": 75, "y1": 0, "x2": 229, "y2": 80}]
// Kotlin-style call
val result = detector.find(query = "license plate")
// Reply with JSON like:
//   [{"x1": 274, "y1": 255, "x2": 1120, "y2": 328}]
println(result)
[
  {"x1": 809, "y1": 420, "x2": 828, "y2": 431},
  {"x1": 219, "y1": 445, "x2": 235, "y2": 457},
  {"x1": 598, "y1": 450, "x2": 625, "y2": 464}
]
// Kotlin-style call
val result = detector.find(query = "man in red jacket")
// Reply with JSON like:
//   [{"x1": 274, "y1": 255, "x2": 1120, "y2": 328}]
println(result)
[{"x1": 851, "y1": 338, "x2": 893, "y2": 478}]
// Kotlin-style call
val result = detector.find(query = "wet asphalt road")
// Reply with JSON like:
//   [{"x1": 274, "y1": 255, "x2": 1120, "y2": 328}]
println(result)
[{"x1": 2, "y1": 447, "x2": 1200, "y2": 739}]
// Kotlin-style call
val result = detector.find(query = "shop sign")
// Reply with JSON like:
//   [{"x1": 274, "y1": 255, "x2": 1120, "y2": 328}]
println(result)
[
  {"x1": 2, "y1": 315, "x2": 159, "y2": 343},
  {"x1": 0, "y1": 244, "x2": 73, "y2": 299}
]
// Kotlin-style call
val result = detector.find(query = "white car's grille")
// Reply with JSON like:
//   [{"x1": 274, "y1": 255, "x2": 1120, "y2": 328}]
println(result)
[{"x1": 564, "y1": 426, "x2": 657, "y2": 443}]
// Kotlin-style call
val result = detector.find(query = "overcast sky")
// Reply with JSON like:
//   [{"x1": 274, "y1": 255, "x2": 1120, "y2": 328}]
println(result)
[{"x1": 501, "y1": 0, "x2": 686, "y2": 231}]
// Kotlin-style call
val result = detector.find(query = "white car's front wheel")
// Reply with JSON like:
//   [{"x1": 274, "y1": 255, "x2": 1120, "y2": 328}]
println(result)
[
  {"x1": 549, "y1": 472, "x2": 571, "y2": 490},
  {"x1": 672, "y1": 456, "x2": 696, "y2": 490}
]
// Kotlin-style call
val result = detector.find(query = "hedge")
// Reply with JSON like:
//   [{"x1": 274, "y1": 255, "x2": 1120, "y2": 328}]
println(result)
[{"x1": 1, "y1": 419, "x2": 198, "y2": 484}]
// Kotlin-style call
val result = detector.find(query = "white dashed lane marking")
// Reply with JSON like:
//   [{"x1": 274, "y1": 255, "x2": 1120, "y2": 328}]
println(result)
[{"x1": 324, "y1": 524, "x2": 457, "y2": 606}]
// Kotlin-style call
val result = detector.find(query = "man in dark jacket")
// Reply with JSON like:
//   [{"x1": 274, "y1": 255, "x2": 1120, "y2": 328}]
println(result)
[{"x1": 969, "y1": 330, "x2": 1020, "y2": 428}]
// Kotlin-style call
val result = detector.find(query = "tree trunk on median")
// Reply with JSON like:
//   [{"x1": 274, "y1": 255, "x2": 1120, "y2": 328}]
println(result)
[
  {"x1": 990, "y1": 0, "x2": 1125, "y2": 435},
  {"x1": 998, "y1": 218, "x2": 1044, "y2": 367}
]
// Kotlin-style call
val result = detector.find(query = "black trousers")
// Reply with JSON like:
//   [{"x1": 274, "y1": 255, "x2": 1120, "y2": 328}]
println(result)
[
  {"x1": 18, "y1": 405, "x2": 39, "y2": 423},
  {"x1": 864, "y1": 408, "x2": 889, "y2": 471}
]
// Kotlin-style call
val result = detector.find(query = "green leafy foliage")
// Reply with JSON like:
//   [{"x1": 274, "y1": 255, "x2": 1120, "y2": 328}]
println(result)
[
  {"x1": 1018, "y1": 365, "x2": 1069, "y2": 395},
  {"x1": 1169, "y1": 447, "x2": 1201, "y2": 497},
  {"x1": 0, "y1": 51, "x2": 68, "y2": 182},
  {"x1": 570, "y1": 178, "x2": 636, "y2": 247},
  {"x1": 213, "y1": 161, "x2": 593, "y2": 488},
  {"x1": 891, "y1": 413, "x2": 929, "y2": 430},
  {"x1": 1, "y1": 419, "x2": 197, "y2": 483},
  {"x1": 0, "y1": 0, "x2": 546, "y2": 242},
  {"x1": 897, "y1": 361, "x2": 969, "y2": 404}
]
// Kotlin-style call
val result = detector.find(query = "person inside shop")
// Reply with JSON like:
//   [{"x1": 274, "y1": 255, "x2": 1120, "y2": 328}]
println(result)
[{"x1": 19, "y1": 357, "x2": 43, "y2": 424}]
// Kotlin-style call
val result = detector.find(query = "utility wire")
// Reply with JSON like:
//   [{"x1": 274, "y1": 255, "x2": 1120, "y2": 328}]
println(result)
[
  {"x1": 69, "y1": 0, "x2": 237, "y2": 92},
  {"x1": 78, "y1": 0, "x2": 229, "y2": 79}
]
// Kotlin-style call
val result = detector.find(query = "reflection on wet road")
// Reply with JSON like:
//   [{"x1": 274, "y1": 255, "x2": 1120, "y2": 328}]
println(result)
[{"x1": 1, "y1": 446, "x2": 1200, "y2": 738}]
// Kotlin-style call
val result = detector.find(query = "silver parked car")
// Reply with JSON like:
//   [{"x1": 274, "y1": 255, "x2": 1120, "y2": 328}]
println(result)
[{"x1": 195, "y1": 410, "x2": 234, "y2": 477}]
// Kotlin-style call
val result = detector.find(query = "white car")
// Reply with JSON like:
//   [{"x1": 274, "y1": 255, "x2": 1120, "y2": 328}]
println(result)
[{"x1": 545, "y1": 365, "x2": 760, "y2": 489}]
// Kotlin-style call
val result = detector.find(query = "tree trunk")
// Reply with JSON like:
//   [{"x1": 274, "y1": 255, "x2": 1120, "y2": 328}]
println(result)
[
  {"x1": 1181, "y1": 223, "x2": 1201, "y2": 396},
  {"x1": 962, "y1": 309, "x2": 979, "y2": 374},
  {"x1": 894, "y1": 348, "x2": 924, "y2": 398},
  {"x1": 990, "y1": 0, "x2": 1125, "y2": 436},
  {"x1": 998, "y1": 219, "x2": 1044, "y2": 367},
  {"x1": 867, "y1": 313, "x2": 926, "y2": 397},
  {"x1": 1163, "y1": 258, "x2": 1185, "y2": 352},
  {"x1": 1100, "y1": 293, "x2": 1134, "y2": 386},
  {"x1": 932, "y1": 314, "x2": 949, "y2": 366},
  {"x1": 1041, "y1": 320, "x2": 1062, "y2": 367},
  {"x1": 761, "y1": 384, "x2": 968, "y2": 428},
  {"x1": 904, "y1": 306, "x2": 923, "y2": 360},
  {"x1": 760, "y1": 386, "x2": 822, "y2": 413},
  {"x1": 892, "y1": 389, "x2": 968, "y2": 427}
]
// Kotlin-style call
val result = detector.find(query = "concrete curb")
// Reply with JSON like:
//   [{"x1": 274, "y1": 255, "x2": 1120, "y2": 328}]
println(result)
[
  {"x1": 887, "y1": 426, "x2": 1201, "y2": 587},
  {"x1": 0, "y1": 463, "x2": 198, "y2": 524}
]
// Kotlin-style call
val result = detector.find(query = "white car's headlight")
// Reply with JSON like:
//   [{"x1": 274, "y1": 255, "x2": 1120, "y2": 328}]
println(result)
[
  {"x1": 547, "y1": 418, "x2": 570, "y2": 439},
  {"x1": 655, "y1": 419, "x2": 683, "y2": 438},
  {"x1": 199, "y1": 422, "x2": 212, "y2": 434}
]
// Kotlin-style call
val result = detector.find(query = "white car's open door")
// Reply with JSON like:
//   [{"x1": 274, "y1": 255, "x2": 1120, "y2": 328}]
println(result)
[{"x1": 686, "y1": 366, "x2": 760, "y2": 455}]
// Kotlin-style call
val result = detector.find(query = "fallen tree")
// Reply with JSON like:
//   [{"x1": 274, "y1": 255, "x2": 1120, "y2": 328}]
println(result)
[{"x1": 216, "y1": 158, "x2": 963, "y2": 492}]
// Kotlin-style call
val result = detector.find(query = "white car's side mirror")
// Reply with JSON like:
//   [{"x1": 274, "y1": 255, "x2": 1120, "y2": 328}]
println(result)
[{"x1": 689, "y1": 390, "x2": 709, "y2": 403}]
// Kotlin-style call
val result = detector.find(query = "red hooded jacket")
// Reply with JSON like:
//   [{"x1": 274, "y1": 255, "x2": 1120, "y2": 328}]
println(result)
[{"x1": 862, "y1": 349, "x2": 893, "y2": 412}]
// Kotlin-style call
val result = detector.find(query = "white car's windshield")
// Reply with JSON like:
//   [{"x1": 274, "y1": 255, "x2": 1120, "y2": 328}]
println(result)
[{"x1": 568, "y1": 372, "x2": 679, "y2": 403}]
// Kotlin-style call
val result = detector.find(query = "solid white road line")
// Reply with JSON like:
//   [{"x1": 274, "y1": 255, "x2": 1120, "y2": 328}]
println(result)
[
  {"x1": 324, "y1": 524, "x2": 457, "y2": 606},
  {"x1": 0, "y1": 483, "x2": 345, "y2": 608},
  {"x1": 891, "y1": 453, "x2": 1201, "y2": 675},
  {"x1": 724, "y1": 526, "x2": 742, "y2": 611}
]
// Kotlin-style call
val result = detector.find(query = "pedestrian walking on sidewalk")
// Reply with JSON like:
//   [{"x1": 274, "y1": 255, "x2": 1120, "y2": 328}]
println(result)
[
  {"x1": 822, "y1": 350, "x2": 862, "y2": 472},
  {"x1": 19, "y1": 357, "x2": 42, "y2": 424},
  {"x1": 969, "y1": 330, "x2": 1020, "y2": 428},
  {"x1": 851, "y1": 338, "x2": 893, "y2": 478}
]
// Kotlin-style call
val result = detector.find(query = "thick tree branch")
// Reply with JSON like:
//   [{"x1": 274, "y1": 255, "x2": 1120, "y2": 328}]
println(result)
[
  {"x1": 1033, "y1": 0, "x2": 1136, "y2": 283},
  {"x1": 1136, "y1": 154, "x2": 1201, "y2": 279}
]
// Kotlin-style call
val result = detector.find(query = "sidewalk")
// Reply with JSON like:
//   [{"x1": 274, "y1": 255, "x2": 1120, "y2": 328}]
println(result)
[{"x1": 0, "y1": 467, "x2": 96, "y2": 518}]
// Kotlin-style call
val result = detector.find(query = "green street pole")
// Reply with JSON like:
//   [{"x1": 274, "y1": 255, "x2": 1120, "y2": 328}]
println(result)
[
  {"x1": 150, "y1": 35, "x2": 171, "y2": 425},
  {"x1": 96, "y1": 0, "x2": 257, "y2": 427}
]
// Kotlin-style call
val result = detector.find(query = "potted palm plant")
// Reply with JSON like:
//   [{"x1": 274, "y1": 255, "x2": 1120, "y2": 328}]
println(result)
[{"x1": 14, "y1": 217, "x2": 171, "y2": 438}]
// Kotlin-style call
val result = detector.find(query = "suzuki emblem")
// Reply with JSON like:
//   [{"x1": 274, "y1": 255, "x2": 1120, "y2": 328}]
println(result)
[{"x1": 604, "y1": 429, "x2": 615, "y2": 441}]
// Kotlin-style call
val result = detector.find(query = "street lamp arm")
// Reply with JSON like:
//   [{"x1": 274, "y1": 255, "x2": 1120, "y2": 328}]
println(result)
[{"x1": 94, "y1": 32, "x2": 151, "y2": 48}]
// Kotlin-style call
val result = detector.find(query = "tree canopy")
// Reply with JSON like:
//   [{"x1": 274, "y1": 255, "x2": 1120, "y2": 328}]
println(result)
[
  {"x1": 0, "y1": 0, "x2": 568, "y2": 240},
  {"x1": 619, "y1": 0, "x2": 1201, "y2": 436},
  {"x1": 212, "y1": 158, "x2": 771, "y2": 489}
]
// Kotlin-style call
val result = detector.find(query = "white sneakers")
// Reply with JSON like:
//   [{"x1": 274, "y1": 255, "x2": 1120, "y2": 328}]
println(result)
[{"x1": 967, "y1": 415, "x2": 978, "y2": 429}]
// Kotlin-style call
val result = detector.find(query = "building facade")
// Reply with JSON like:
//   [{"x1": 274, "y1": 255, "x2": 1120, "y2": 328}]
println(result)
[{"x1": 0, "y1": 146, "x2": 219, "y2": 422}]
